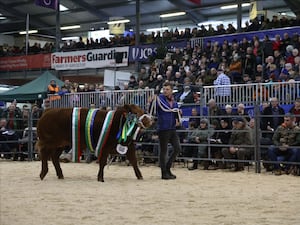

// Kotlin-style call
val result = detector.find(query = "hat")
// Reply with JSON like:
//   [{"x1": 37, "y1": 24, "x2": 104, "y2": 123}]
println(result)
[
  {"x1": 220, "y1": 118, "x2": 230, "y2": 123},
  {"x1": 232, "y1": 117, "x2": 244, "y2": 122},
  {"x1": 225, "y1": 104, "x2": 232, "y2": 109},
  {"x1": 200, "y1": 118, "x2": 209, "y2": 125}
]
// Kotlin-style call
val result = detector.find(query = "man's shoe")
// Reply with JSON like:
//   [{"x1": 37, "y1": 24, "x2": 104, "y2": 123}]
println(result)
[
  {"x1": 167, "y1": 171, "x2": 176, "y2": 179},
  {"x1": 161, "y1": 174, "x2": 175, "y2": 180},
  {"x1": 188, "y1": 166, "x2": 197, "y2": 171}
]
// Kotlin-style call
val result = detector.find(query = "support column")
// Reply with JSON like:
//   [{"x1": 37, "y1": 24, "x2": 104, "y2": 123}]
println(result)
[{"x1": 135, "y1": 0, "x2": 141, "y2": 73}]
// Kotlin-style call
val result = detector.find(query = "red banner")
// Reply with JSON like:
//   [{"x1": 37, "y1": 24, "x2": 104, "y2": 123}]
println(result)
[{"x1": 0, "y1": 53, "x2": 51, "y2": 71}]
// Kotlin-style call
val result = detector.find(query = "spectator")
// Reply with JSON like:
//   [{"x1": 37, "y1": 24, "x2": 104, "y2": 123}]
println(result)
[
  {"x1": 268, "y1": 113, "x2": 300, "y2": 175},
  {"x1": 177, "y1": 85, "x2": 195, "y2": 104},
  {"x1": 261, "y1": 97, "x2": 285, "y2": 140},
  {"x1": 289, "y1": 98, "x2": 300, "y2": 125},
  {"x1": 207, "y1": 98, "x2": 224, "y2": 126},
  {"x1": 187, "y1": 118, "x2": 211, "y2": 170},
  {"x1": 0, "y1": 118, "x2": 20, "y2": 160},
  {"x1": 47, "y1": 79, "x2": 60, "y2": 101},
  {"x1": 213, "y1": 68, "x2": 231, "y2": 104},
  {"x1": 222, "y1": 117, "x2": 253, "y2": 171},
  {"x1": 229, "y1": 53, "x2": 242, "y2": 83},
  {"x1": 128, "y1": 75, "x2": 138, "y2": 89}
]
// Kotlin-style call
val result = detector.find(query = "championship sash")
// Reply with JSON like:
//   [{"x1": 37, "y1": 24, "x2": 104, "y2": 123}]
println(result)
[{"x1": 72, "y1": 108, "x2": 81, "y2": 162}]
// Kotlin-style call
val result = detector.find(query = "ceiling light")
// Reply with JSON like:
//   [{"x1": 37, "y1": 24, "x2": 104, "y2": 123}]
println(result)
[
  {"x1": 146, "y1": 27, "x2": 168, "y2": 32},
  {"x1": 107, "y1": 19, "x2": 130, "y2": 25},
  {"x1": 62, "y1": 36, "x2": 79, "y2": 41},
  {"x1": 19, "y1": 30, "x2": 38, "y2": 35},
  {"x1": 221, "y1": 3, "x2": 250, "y2": 10},
  {"x1": 160, "y1": 12, "x2": 186, "y2": 18},
  {"x1": 0, "y1": 16, "x2": 6, "y2": 20},
  {"x1": 59, "y1": 4, "x2": 69, "y2": 11},
  {"x1": 60, "y1": 25, "x2": 81, "y2": 30}
]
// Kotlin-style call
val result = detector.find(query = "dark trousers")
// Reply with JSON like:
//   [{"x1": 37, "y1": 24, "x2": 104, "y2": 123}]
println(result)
[
  {"x1": 158, "y1": 130, "x2": 181, "y2": 173},
  {"x1": 268, "y1": 146, "x2": 299, "y2": 170}
]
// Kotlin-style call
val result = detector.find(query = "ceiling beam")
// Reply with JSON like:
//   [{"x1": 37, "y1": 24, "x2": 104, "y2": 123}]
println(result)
[{"x1": 0, "y1": 3, "x2": 55, "y2": 35}]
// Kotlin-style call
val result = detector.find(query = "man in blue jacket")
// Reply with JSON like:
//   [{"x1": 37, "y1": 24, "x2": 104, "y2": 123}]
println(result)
[{"x1": 155, "y1": 82, "x2": 182, "y2": 180}]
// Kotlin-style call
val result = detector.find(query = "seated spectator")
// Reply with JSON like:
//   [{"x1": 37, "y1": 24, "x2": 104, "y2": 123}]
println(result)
[
  {"x1": 223, "y1": 104, "x2": 237, "y2": 125},
  {"x1": 261, "y1": 97, "x2": 285, "y2": 140},
  {"x1": 177, "y1": 85, "x2": 195, "y2": 104},
  {"x1": 189, "y1": 108, "x2": 201, "y2": 128},
  {"x1": 209, "y1": 118, "x2": 232, "y2": 168},
  {"x1": 221, "y1": 117, "x2": 253, "y2": 171},
  {"x1": 187, "y1": 118, "x2": 211, "y2": 170},
  {"x1": 237, "y1": 103, "x2": 250, "y2": 122},
  {"x1": 0, "y1": 118, "x2": 20, "y2": 160},
  {"x1": 268, "y1": 113, "x2": 300, "y2": 175},
  {"x1": 289, "y1": 98, "x2": 300, "y2": 125}
]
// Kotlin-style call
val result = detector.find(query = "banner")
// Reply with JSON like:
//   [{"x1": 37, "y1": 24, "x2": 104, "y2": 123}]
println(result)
[
  {"x1": 51, "y1": 47, "x2": 129, "y2": 70},
  {"x1": 35, "y1": 0, "x2": 58, "y2": 10},
  {"x1": 128, "y1": 40, "x2": 188, "y2": 62},
  {"x1": 0, "y1": 53, "x2": 51, "y2": 71}
]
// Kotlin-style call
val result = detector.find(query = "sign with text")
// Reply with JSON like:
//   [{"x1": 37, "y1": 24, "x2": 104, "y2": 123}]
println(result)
[
  {"x1": 0, "y1": 53, "x2": 51, "y2": 71},
  {"x1": 51, "y1": 47, "x2": 129, "y2": 70}
]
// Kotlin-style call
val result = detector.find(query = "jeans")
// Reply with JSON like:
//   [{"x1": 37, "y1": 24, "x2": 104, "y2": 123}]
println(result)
[{"x1": 268, "y1": 145, "x2": 299, "y2": 170}]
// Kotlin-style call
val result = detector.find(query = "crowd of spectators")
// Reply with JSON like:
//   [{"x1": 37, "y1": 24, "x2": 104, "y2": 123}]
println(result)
[{"x1": 1, "y1": 14, "x2": 299, "y2": 56}]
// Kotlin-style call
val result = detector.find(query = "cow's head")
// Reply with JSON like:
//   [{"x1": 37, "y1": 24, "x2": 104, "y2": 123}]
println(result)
[{"x1": 123, "y1": 104, "x2": 153, "y2": 128}]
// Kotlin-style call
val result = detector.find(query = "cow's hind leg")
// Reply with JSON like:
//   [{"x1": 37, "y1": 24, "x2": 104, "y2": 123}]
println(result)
[
  {"x1": 127, "y1": 144, "x2": 143, "y2": 180},
  {"x1": 97, "y1": 151, "x2": 109, "y2": 182},
  {"x1": 51, "y1": 148, "x2": 64, "y2": 179},
  {"x1": 39, "y1": 147, "x2": 50, "y2": 180}
]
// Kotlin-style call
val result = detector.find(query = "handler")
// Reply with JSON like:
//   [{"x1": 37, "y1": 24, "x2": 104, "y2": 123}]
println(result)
[{"x1": 152, "y1": 82, "x2": 182, "y2": 180}]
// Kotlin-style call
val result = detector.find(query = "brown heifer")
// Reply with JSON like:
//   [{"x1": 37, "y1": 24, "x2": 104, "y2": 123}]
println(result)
[{"x1": 36, "y1": 104, "x2": 152, "y2": 182}]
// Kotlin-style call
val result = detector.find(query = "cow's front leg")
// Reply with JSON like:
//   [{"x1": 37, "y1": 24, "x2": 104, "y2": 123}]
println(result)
[{"x1": 127, "y1": 144, "x2": 143, "y2": 180}]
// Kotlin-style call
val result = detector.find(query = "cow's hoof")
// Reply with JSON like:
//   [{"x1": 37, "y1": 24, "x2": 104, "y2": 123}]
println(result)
[
  {"x1": 98, "y1": 177, "x2": 104, "y2": 182},
  {"x1": 137, "y1": 176, "x2": 143, "y2": 180},
  {"x1": 58, "y1": 176, "x2": 64, "y2": 179}
]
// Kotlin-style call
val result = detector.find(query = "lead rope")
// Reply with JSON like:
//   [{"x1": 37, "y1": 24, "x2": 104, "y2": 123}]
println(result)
[{"x1": 155, "y1": 95, "x2": 182, "y2": 123}]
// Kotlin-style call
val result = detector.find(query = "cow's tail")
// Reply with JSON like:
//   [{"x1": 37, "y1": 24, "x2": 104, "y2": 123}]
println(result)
[{"x1": 35, "y1": 140, "x2": 41, "y2": 154}]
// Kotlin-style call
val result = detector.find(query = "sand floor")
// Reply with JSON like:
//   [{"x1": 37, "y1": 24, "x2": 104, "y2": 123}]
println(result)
[{"x1": 0, "y1": 160, "x2": 300, "y2": 225}]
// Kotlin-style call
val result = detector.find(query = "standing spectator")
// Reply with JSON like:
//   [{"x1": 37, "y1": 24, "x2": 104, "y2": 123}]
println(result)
[
  {"x1": 47, "y1": 79, "x2": 60, "y2": 101},
  {"x1": 268, "y1": 113, "x2": 300, "y2": 175},
  {"x1": 229, "y1": 53, "x2": 242, "y2": 83},
  {"x1": 154, "y1": 82, "x2": 181, "y2": 180},
  {"x1": 213, "y1": 68, "x2": 231, "y2": 104},
  {"x1": 242, "y1": 47, "x2": 256, "y2": 80}
]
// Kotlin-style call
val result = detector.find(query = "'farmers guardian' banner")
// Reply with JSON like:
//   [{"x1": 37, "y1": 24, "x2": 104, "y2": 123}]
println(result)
[{"x1": 51, "y1": 46, "x2": 129, "y2": 70}]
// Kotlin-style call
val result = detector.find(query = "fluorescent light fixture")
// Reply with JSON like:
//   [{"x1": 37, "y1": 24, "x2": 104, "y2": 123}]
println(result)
[
  {"x1": 146, "y1": 27, "x2": 168, "y2": 32},
  {"x1": 19, "y1": 30, "x2": 38, "y2": 35},
  {"x1": 221, "y1": 3, "x2": 250, "y2": 10},
  {"x1": 59, "y1": 4, "x2": 68, "y2": 11},
  {"x1": 62, "y1": 36, "x2": 79, "y2": 41},
  {"x1": 160, "y1": 12, "x2": 186, "y2": 18},
  {"x1": 0, "y1": 16, "x2": 6, "y2": 19},
  {"x1": 107, "y1": 19, "x2": 130, "y2": 25},
  {"x1": 60, "y1": 25, "x2": 81, "y2": 30}
]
